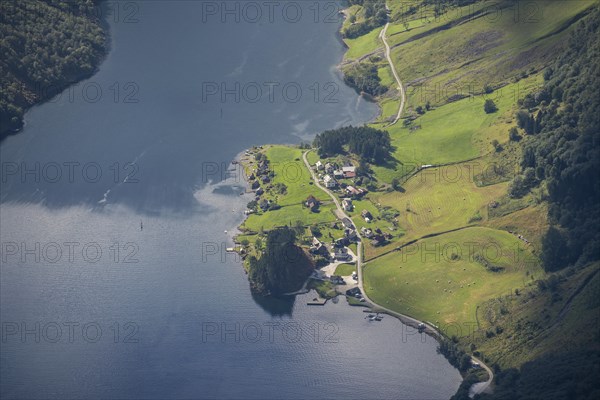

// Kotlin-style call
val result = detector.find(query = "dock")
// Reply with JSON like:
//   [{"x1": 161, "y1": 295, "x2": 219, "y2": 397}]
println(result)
[{"x1": 307, "y1": 297, "x2": 327, "y2": 306}]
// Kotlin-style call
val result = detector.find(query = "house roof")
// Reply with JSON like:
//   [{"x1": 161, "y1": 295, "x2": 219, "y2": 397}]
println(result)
[{"x1": 342, "y1": 166, "x2": 356, "y2": 172}]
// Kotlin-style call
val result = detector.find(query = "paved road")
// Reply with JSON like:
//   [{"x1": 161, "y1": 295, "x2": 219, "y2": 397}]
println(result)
[
  {"x1": 302, "y1": 150, "x2": 493, "y2": 396},
  {"x1": 379, "y1": 16, "x2": 406, "y2": 126}
]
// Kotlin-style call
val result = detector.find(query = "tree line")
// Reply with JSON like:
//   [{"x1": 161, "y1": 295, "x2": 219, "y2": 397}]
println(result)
[{"x1": 313, "y1": 125, "x2": 393, "y2": 164}]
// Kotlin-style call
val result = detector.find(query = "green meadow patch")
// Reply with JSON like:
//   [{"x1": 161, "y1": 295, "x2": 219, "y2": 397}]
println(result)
[
  {"x1": 376, "y1": 161, "x2": 508, "y2": 245},
  {"x1": 343, "y1": 26, "x2": 384, "y2": 60},
  {"x1": 243, "y1": 202, "x2": 337, "y2": 232},
  {"x1": 363, "y1": 227, "x2": 543, "y2": 327},
  {"x1": 334, "y1": 263, "x2": 356, "y2": 276}
]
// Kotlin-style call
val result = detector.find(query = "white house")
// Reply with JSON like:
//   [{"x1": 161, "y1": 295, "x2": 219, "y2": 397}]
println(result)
[
  {"x1": 333, "y1": 169, "x2": 344, "y2": 179},
  {"x1": 323, "y1": 175, "x2": 337, "y2": 188},
  {"x1": 315, "y1": 160, "x2": 324, "y2": 170},
  {"x1": 325, "y1": 163, "x2": 334, "y2": 174},
  {"x1": 342, "y1": 198, "x2": 353, "y2": 211}
]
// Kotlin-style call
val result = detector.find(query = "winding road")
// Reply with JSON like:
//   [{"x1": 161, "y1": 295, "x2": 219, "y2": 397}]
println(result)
[
  {"x1": 379, "y1": 13, "x2": 406, "y2": 126},
  {"x1": 302, "y1": 151, "x2": 493, "y2": 397}
]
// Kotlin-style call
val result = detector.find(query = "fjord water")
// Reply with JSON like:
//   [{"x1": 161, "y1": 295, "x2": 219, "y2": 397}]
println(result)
[{"x1": 0, "y1": 2, "x2": 461, "y2": 398}]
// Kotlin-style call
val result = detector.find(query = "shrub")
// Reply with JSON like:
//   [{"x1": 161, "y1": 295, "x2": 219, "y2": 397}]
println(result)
[{"x1": 484, "y1": 99, "x2": 498, "y2": 113}]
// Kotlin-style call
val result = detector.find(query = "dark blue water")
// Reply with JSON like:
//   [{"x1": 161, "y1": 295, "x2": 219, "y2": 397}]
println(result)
[{"x1": 0, "y1": 1, "x2": 461, "y2": 398}]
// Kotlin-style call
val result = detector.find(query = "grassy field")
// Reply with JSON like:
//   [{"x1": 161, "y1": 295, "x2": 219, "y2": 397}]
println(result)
[
  {"x1": 376, "y1": 161, "x2": 508, "y2": 245},
  {"x1": 363, "y1": 227, "x2": 543, "y2": 327},
  {"x1": 343, "y1": 26, "x2": 384, "y2": 60},
  {"x1": 239, "y1": 145, "x2": 338, "y2": 232},
  {"x1": 334, "y1": 263, "x2": 356, "y2": 276},
  {"x1": 262, "y1": 146, "x2": 318, "y2": 206},
  {"x1": 369, "y1": 75, "x2": 544, "y2": 183},
  {"x1": 243, "y1": 202, "x2": 337, "y2": 232}
]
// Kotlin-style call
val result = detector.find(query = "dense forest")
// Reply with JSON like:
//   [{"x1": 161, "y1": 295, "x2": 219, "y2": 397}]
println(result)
[
  {"x1": 313, "y1": 125, "x2": 393, "y2": 164},
  {"x1": 247, "y1": 227, "x2": 315, "y2": 295},
  {"x1": 0, "y1": 0, "x2": 106, "y2": 136},
  {"x1": 508, "y1": 6, "x2": 600, "y2": 272},
  {"x1": 476, "y1": 350, "x2": 600, "y2": 400}
]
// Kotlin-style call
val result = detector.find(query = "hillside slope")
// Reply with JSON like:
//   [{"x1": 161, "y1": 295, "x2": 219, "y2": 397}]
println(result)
[{"x1": 336, "y1": 1, "x2": 600, "y2": 398}]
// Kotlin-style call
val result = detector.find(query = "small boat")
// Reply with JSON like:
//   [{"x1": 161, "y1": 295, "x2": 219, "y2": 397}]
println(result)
[{"x1": 140, "y1": 220, "x2": 143, "y2": 230}]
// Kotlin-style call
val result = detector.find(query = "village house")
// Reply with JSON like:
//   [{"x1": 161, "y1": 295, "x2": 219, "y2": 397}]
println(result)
[
  {"x1": 341, "y1": 217, "x2": 354, "y2": 229},
  {"x1": 370, "y1": 233, "x2": 387, "y2": 247},
  {"x1": 310, "y1": 237, "x2": 330, "y2": 258},
  {"x1": 329, "y1": 275, "x2": 345, "y2": 284},
  {"x1": 259, "y1": 199, "x2": 270, "y2": 211},
  {"x1": 323, "y1": 175, "x2": 337, "y2": 188},
  {"x1": 346, "y1": 185, "x2": 361, "y2": 196},
  {"x1": 334, "y1": 247, "x2": 351, "y2": 261},
  {"x1": 257, "y1": 160, "x2": 269, "y2": 174},
  {"x1": 344, "y1": 228, "x2": 358, "y2": 241},
  {"x1": 255, "y1": 187, "x2": 264, "y2": 196},
  {"x1": 325, "y1": 163, "x2": 334, "y2": 174},
  {"x1": 335, "y1": 237, "x2": 350, "y2": 247},
  {"x1": 333, "y1": 169, "x2": 344, "y2": 179},
  {"x1": 342, "y1": 166, "x2": 356, "y2": 178},
  {"x1": 342, "y1": 198, "x2": 353, "y2": 211},
  {"x1": 361, "y1": 210, "x2": 373, "y2": 223},
  {"x1": 305, "y1": 195, "x2": 320, "y2": 211},
  {"x1": 360, "y1": 226, "x2": 373, "y2": 238},
  {"x1": 315, "y1": 160, "x2": 323, "y2": 170}
]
